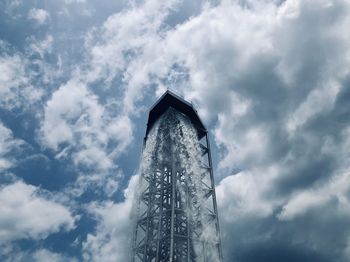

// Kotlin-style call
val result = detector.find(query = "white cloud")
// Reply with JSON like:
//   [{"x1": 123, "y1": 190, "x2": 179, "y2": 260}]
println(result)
[
  {"x1": 41, "y1": 80, "x2": 132, "y2": 165},
  {"x1": 278, "y1": 171, "x2": 350, "y2": 221},
  {"x1": 87, "y1": 0, "x2": 350, "y2": 176},
  {"x1": 0, "y1": 181, "x2": 76, "y2": 244},
  {"x1": 65, "y1": 0, "x2": 86, "y2": 4},
  {"x1": 1, "y1": 0, "x2": 348, "y2": 259},
  {"x1": 76, "y1": 0, "x2": 350, "y2": 248},
  {"x1": 0, "y1": 54, "x2": 26, "y2": 93},
  {"x1": 0, "y1": 34, "x2": 59, "y2": 112},
  {"x1": 0, "y1": 122, "x2": 24, "y2": 171},
  {"x1": 28, "y1": 8, "x2": 50, "y2": 25},
  {"x1": 286, "y1": 80, "x2": 341, "y2": 133},
  {"x1": 216, "y1": 125, "x2": 269, "y2": 171},
  {"x1": 40, "y1": 80, "x2": 132, "y2": 196},
  {"x1": 0, "y1": 47, "x2": 44, "y2": 110},
  {"x1": 278, "y1": 126, "x2": 350, "y2": 220},
  {"x1": 105, "y1": 0, "x2": 348, "y2": 259},
  {"x1": 1, "y1": 247, "x2": 78, "y2": 262},
  {"x1": 41, "y1": 80, "x2": 96, "y2": 150},
  {"x1": 82, "y1": 175, "x2": 138, "y2": 262},
  {"x1": 216, "y1": 168, "x2": 279, "y2": 222},
  {"x1": 32, "y1": 249, "x2": 78, "y2": 262},
  {"x1": 29, "y1": 35, "x2": 54, "y2": 58},
  {"x1": 84, "y1": 0, "x2": 179, "y2": 113}
]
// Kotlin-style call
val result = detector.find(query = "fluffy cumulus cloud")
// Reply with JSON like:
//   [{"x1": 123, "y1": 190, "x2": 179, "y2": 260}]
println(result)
[
  {"x1": 1, "y1": 0, "x2": 350, "y2": 261},
  {"x1": 83, "y1": 0, "x2": 179, "y2": 112},
  {"x1": 40, "y1": 79, "x2": 132, "y2": 196},
  {"x1": 0, "y1": 181, "x2": 76, "y2": 244},
  {"x1": 41, "y1": 80, "x2": 132, "y2": 159},
  {"x1": 179, "y1": 1, "x2": 350, "y2": 261}
]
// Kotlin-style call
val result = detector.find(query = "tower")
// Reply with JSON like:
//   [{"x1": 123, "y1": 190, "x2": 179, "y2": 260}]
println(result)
[{"x1": 132, "y1": 91, "x2": 223, "y2": 262}]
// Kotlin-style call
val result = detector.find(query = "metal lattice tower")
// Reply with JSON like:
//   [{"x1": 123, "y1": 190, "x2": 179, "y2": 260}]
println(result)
[{"x1": 132, "y1": 91, "x2": 223, "y2": 262}]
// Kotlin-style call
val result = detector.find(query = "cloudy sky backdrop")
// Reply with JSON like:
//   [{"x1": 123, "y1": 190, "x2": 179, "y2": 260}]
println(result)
[{"x1": 1, "y1": 0, "x2": 350, "y2": 261}]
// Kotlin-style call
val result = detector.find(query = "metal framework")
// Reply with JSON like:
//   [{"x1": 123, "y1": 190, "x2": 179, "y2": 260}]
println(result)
[{"x1": 132, "y1": 91, "x2": 223, "y2": 262}]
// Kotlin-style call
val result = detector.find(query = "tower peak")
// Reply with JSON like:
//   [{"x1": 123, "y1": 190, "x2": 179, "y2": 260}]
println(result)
[{"x1": 146, "y1": 90, "x2": 206, "y2": 139}]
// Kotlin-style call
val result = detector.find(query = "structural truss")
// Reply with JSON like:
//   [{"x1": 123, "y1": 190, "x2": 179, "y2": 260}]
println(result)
[{"x1": 132, "y1": 91, "x2": 223, "y2": 262}]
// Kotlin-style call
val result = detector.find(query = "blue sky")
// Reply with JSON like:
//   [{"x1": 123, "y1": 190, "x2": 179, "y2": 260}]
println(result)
[{"x1": 1, "y1": 0, "x2": 350, "y2": 261}]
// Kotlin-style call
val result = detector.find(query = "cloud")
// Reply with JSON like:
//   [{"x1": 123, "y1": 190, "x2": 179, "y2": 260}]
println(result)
[
  {"x1": 216, "y1": 169, "x2": 277, "y2": 222},
  {"x1": 1, "y1": 0, "x2": 350, "y2": 261},
  {"x1": 278, "y1": 126, "x2": 350, "y2": 220},
  {"x1": 0, "y1": 52, "x2": 40, "y2": 110},
  {"x1": 1, "y1": 247, "x2": 78, "y2": 262},
  {"x1": 277, "y1": 172, "x2": 350, "y2": 221},
  {"x1": 82, "y1": 175, "x2": 138, "y2": 262},
  {"x1": 28, "y1": 8, "x2": 50, "y2": 25},
  {"x1": 41, "y1": 79, "x2": 133, "y2": 159},
  {"x1": 66, "y1": 0, "x2": 350, "y2": 260},
  {"x1": 31, "y1": 249, "x2": 78, "y2": 262},
  {"x1": 64, "y1": 0, "x2": 86, "y2": 4},
  {"x1": 0, "y1": 42, "x2": 45, "y2": 111},
  {"x1": 286, "y1": 80, "x2": 341, "y2": 133},
  {"x1": 0, "y1": 122, "x2": 24, "y2": 172},
  {"x1": 0, "y1": 181, "x2": 76, "y2": 244},
  {"x1": 41, "y1": 80, "x2": 99, "y2": 151},
  {"x1": 82, "y1": 0, "x2": 349, "y2": 260},
  {"x1": 177, "y1": 0, "x2": 350, "y2": 260},
  {"x1": 83, "y1": 0, "x2": 179, "y2": 112},
  {"x1": 40, "y1": 79, "x2": 132, "y2": 196},
  {"x1": 29, "y1": 35, "x2": 54, "y2": 59}
]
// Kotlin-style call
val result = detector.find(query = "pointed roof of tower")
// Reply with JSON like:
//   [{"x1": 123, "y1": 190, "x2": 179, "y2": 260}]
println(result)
[{"x1": 146, "y1": 90, "x2": 207, "y2": 139}]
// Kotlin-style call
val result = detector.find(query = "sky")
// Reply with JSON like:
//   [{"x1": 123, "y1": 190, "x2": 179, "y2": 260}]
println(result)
[{"x1": 0, "y1": 0, "x2": 350, "y2": 261}]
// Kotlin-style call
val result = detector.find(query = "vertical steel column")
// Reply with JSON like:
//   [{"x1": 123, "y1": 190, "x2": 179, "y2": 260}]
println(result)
[
  {"x1": 169, "y1": 156, "x2": 176, "y2": 262},
  {"x1": 205, "y1": 133, "x2": 223, "y2": 262}
]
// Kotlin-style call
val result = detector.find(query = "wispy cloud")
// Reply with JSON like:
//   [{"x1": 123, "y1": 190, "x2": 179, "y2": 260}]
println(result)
[{"x1": 28, "y1": 8, "x2": 50, "y2": 25}]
